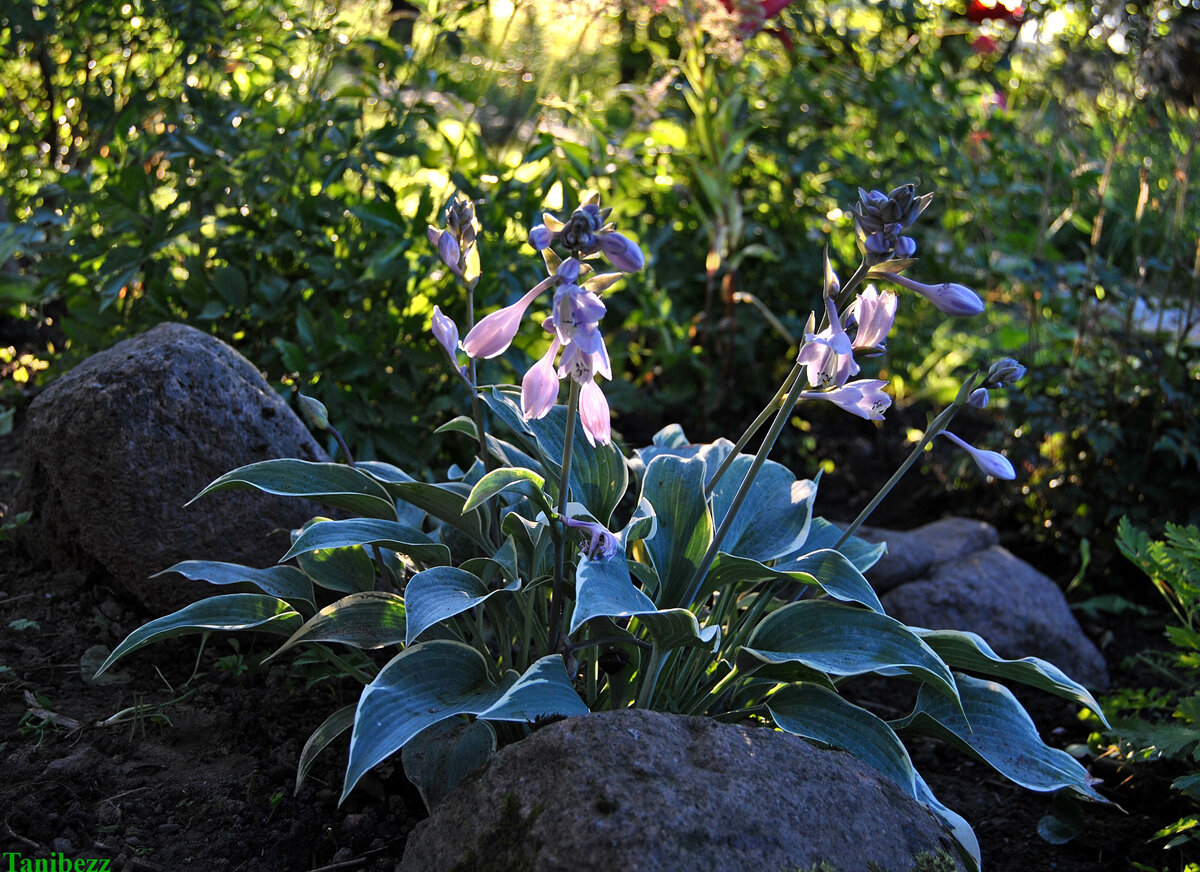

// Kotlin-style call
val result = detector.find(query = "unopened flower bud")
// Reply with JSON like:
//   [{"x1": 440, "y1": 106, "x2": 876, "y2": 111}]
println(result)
[
  {"x1": 893, "y1": 236, "x2": 917, "y2": 259},
  {"x1": 940, "y1": 430, "x2": 1016, "y2": 480},
  {"x1": 881, "y1": 272, "x2": 985, "y2": 317},
  {"x1": 297, "y1": 393, "x2": 329, "y2": 431},
  {"x1": 984, "y1": 358, "x2": 1026, "y2": 389},
  {"x1": 968, "y1": 388, "x2": 989, "y2": 408},
  {"x1": 529, "y1": 224, "x2": 552, "y2": 251},
  {"x1": 597, "y1": 232, "x2": 644, "y2": 273}
]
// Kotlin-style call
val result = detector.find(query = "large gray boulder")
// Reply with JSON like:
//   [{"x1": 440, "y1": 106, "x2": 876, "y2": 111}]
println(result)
[
  {"x1": 859, "y1": 518, "x2": 1000, "y2": 593},
  {"x1": 16, "y1": 322, "x2": 328, "y2": 613},
  {"x1": 399, "y1": 709, "x2": 966, "y2": 872},
  {"x1": 882, "y1": 544, "x2": 1109, "y2": 688}
]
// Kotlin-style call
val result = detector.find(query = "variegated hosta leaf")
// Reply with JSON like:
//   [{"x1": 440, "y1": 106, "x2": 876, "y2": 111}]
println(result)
[
  {"x1": 94, "y1": 594, "x2": 302, "y2": 677},
  {"x1": 189, "y1": 459, "x2": 398, "y2": 521},
  {"x1": 891, "y1": 673, "x2": 1107, "y2": 802},
  {"x1": 570, "y1": 555, "x2": 720, "y2": 652},
  {"x1": 462, "y1": 467, "x2": 552, "y2": 517},
  {"x1": 484, "y1": 386, "x2": 628, "y2": 526},
  {"x1": 708, "y1": 455, "x2": 817, "y2": 563},
  {"x1": 295, "y1": 704, "x2": 355, "y2": 795},
  {"x1": 915, "y1": 628, "x2": 1110, "y2": 728},
  {"x1": 356, "y1": 470, "x2": 490, "y2": 550},
  {"x1": 404, "y1": 566, "x2": 521, "y2": 646},
  {"x1": 155, "y1": 560, "x2": 315, "y2": 613},
  {"x1": 767, "y1": 682, "x2": 918, "y2": 795},
  {"x1": 738, "y1": 600, "x2": 960, "y2": 705},
  {"x1": 280, "y1": 518, "x2": 450, "y2": 569},
  {"x1": 342, "y1": 642, "x2": 585, "y2": 803},
  {"x1": 768, "y1": 683, "x2": 982, "y2": 872},
  {"x1": 402, "y1": 718, "x2": 497, "y2": 810},
  {"x1": 640, "y1": 454, "x2": 713, "y2": 610},
  {"x1": 704, "y1": 550, "x2": 883, "y2": 613},
  {"x1": 267, "y1": 591, "x2": 407, "y2": 660},
  {"x1": 779, "y1": 516, "x2": 887, "y2": 575}
]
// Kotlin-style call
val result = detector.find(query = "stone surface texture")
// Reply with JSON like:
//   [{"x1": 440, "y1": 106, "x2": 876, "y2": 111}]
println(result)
[
  {"x1": 859, "y1": 518, "x2": 1000, "y2": 593},
  {"x1": 398, "y1": 709, "x2": 966, "y2": 872},
  {"x1": 881, "y1": 544, "x2": 1109, "y2": 689},
  {"x1": 16, "y1": 322, "x2": 327, "y2": 613}
]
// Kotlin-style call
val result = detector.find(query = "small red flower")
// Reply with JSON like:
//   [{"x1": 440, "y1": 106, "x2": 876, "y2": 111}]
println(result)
[{"x1": 971, "y1": 34, "x2": 999, "y2": 55}]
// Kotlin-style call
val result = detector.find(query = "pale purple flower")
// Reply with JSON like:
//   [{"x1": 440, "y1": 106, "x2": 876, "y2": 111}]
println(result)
[
  {"x1": 551, "y1": 282, "x2": 606, "y2": 348},
  {"x1": 522, "y1": 339, "x2": 562, "y2": 421},
  {"x1": 578, "y1": 378, "x2": 611, "y2": 446},
  {"x1": 968, "y1": 388, "x2": 990, "y2": 409},
  {"x1": 940, "y1": 430, "x2": 1015, "y2": 480},
  {"x1": 800, "y1": 379, "x2": 892, "y2": 420},
  {"x1": 431, "y1": 305, "x2": 460, "y2": 365},
  {"x1": 598, "y1": 232, "x2": 645, "y2": 273},
  {"x1": 461, "y1": 276, "x2": 555, "y2": 359},
  {"x1": 563, "y1": 516, "x2": 620, "y2": 559},
  {"x1": 797, "y1": 296, "x2": 857, "y2": 388},
  {"x1": 845, "y1": 287, "x2": 897, "y2": 354},
  {"x1": 881, "y1": 272, "x2": 985, "y2": 317}
]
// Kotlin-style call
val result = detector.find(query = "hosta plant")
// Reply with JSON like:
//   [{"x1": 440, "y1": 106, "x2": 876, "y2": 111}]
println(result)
[{"x1": 97, "y1": 186, "x2": 1108, "y2": 870}]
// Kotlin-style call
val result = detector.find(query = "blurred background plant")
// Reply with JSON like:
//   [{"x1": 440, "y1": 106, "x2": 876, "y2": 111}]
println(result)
[{"x1": 1, "y1": 0, "x2": 1197, "y2": 579}]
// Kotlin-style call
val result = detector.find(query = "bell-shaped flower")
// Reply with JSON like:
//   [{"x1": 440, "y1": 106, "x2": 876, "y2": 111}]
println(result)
[
  {"x1": 940, "y1": 430, "x2": 1015, "y2": 480},
  {"x1": 551, "y1": 282, "x2": 607, "y2": 347},
  {"x1": 431, "y1": 305, "x2": 461, "y2": 366},
  {"x1": 578, "y1": 377, "x2": 611, "y2": 446},
  {"x1": 461, "y1": 275, "x2": 555, "y2": 359},
  {"x1": 521, "y1": 339, "x2": 562, "y2": 421},
  {"x1": 845, "y1": 287, "x2": 897, "y2": 355},
  {"x1": 797, "y1": 297, "x2": 857, "y2": 388},
  {"x1": 800, "y1": 379, "x2": 892, "y2": 420},
  {"x1": 563, "y1": 516, "x2": 620, "y2": 559},
  {"x1": 881, "y1": 272, "x2": 985, "y2": 317}
]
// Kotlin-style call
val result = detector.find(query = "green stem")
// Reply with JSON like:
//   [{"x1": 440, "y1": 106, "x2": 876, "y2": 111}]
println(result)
[
  {"x1": 547, "y1": 380, "x2": 581, "y2": 655},
  {"x1": 834, "y1": 375, "x2": 978, "y2": 549},
  {"x1": 312, "y1": 644, "x2": 375, "y2": 686},
  {"x1": 682, "y1": 357, "x2": 813, "y2": 608},
  {"x1": 634, "y1": 643, "x2": 666, "y2": 709},
  {"x1": 704, "y1": 255, "x2": 877, "y2": 499}
]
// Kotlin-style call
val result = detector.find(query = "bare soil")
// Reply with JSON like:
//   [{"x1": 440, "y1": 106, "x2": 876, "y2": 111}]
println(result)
[{"x1": 0, "y1": 404, "x2": 1194, "y2": 872}]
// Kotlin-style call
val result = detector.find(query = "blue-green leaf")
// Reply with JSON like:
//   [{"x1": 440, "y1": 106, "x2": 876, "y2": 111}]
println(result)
[
  {"x1": 95, "y1": 594, "x2": 301, "y2": 677},
  {"x1": 768, "y1": 682, "x2": 918, "y2": 796},
  {"x1": 739, "y1": 601, "x2": 959, "y2": 703},
  {"x1": 342, "y1": 643, "x2": 584, "y2": 803},
  {"x1": 891, "y1": 673, "x2": 1107, "y2": 801},
  {"x1": 475, "y1": 654, "x2": 589, "y2": 722},
  {"x1": 403, "y1": 718, "x2": 497, "y2": 809},
  {"x1": 360, "y1": 472, "x2": 489, "y2": 549},
  {"x1": 709, "y1": 456, "x2": 817, "y2": 562},
  {"x1": 296, "y1": 704, "x2": 356, "y2": 795},
  {"x1": 485, "y1": 386, "x2": 628, "y2": 525},
  {"x1": 268, "y1": 591, "x2": 406, "y2": 658},
  {"x1": 190, "y1": 459, "x2": 397, "y2": 520},
  {"x1": 792, "y1": 517, "x2": 887, "y2": 573},
  {"x1": 281, "y1": 518, "x2": 450, "y2": 568},
  {"x1": 640, "y1": 455, "x2": 713, "y2": 609},
  {"x1": 404, "y1": 567, "x2": 521, "y2": 645},
  {"x1": 915, "y1": 628, "x2": 1110, "y2": 728},
  {"x1": 706, "y1": 550, "x2": 884, "y2": 613},
  {"x1": 462, "y1": 467, "x2": 552, "y2": 516},
  {"x1": 155, "y1": 560, "x2": 315, "y2": 612}
]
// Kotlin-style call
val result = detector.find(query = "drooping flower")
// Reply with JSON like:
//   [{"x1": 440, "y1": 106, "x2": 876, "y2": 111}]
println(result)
[
  {"x1": 563, "y1": 516, "x2": 620, "y2": 560},
  {"x1": 940, "y1": 430, "x2": 1015, "y2": 480},
  {"x1": 431, "y1": 305, "x2": 461, "y2": 366},
  {"x1": 880, "y1": 272, "x2": 986, "y2": 317},
  {"x1": 522, "y1": 339, "x2": 562, "y2": 421},
  {"x1": 578, "y1": 377, "x2": 611, "y2": 447},
  {"x1": 845, "y1": 287, "x2": 897, "y2": 355},
  {"x1": 800, "y1": 379, "x2": 892, "y2": 421},
  {"x1": 460, "y1": 277, "x2": 554, "y2": 359}
]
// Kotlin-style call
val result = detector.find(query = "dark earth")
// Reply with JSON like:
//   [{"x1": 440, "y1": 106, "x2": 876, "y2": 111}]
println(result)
[{"x1": 1, "y1": 342, "x2": 1196, "y2": 871}]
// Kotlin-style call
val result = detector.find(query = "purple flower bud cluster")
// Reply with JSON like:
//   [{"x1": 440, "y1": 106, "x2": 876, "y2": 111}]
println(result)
[
  {"x1": 530, "y1": 201, "x2": 645, "y2": 274},
  {"x1": 852, "y1": 184, "x2": 931, "y2": 261}
]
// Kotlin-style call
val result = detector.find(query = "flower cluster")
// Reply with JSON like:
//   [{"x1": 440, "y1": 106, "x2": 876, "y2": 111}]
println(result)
[
  {"x1": 850, "y1": 184, "x2": 931, "y2": 260},
  {"x1": 435, "y1": 196, "x2": 644, "y2": 447}
]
